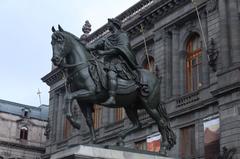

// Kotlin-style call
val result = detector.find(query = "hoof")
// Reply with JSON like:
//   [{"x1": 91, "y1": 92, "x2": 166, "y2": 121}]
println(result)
[
  {"x1": 116, "y1": 140, "x2": 125, "y2": 146},
  {"x1": 89, "y1": 138, "x2": 97, "y2": 144},
  {"x1": 66, "y1": 113, "x2": 72, "y2": 118},
  {"x1": 159, "y1": 143, "x2": 168, "y2": 156},
  {"x1": 159, "y1": 150, "x2": 167, "y2": 156},
  {"x1": 116, "y1": 136, "x2": 125, "y2": 146}
]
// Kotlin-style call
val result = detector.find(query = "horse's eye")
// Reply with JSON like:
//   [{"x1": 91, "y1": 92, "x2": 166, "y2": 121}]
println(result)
[{"x1": 57, "y1": 39, "x2": 64, "y2": 43}]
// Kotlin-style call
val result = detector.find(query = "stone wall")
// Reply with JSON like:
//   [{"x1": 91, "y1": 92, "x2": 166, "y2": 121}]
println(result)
[{"x1": 0, "y1": 111, "x2": 46, "y2": 159}]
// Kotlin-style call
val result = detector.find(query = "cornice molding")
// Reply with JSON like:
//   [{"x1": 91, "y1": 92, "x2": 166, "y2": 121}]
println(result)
[
  {"x1": 86, "y1": 0, "x2": 192, "y2": 43},
  {"x1": 0, "y1": 140, "x2": 45, "y2": 152},
  {"x1": 211, "y1": 82, "x2": 240, "y2": 98},
  {"x1": 87, "y1": 0, "x2": 154, "y2": 42},
  {"x1": 169, "y1": 98, "x2": 218, "y2": 119},
  {"x1": 41, "y1": 69, "x2": 63, "y2": 86}
]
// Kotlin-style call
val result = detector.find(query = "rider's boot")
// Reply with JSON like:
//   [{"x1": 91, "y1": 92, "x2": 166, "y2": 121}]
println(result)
[{"x1": 101, "y1": 71, "x2": 117, "y2": 106}]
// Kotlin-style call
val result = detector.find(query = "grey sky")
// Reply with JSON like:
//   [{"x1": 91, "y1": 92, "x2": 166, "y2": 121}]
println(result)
[{"x1": 0, "y1": 0, "x2": 139, "y2": 106}]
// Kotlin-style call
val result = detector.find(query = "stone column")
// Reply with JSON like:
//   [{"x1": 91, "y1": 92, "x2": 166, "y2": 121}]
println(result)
[
  {"x1": 218, "y1": 0, "x2": 231, "y2": 69},
  {"x1": 52, "y1": 92, "x2": 59, "y2": 142},
  {"x1": 48, "y1": 92, "x2": 54, "y2": 142},
  {"x1": 171, "y1": 26, "x2": 180, "y2": 96},
  {"x1": 238, "y1": 0, "x2": 240, "y2": 13},
  {"x1": 228, "y1": 0, "x2": 240, "y2": 64},
  {"x1": 165, "y1": 31, "x2": 172, "y2": 98},
  {"x1": 56, "y1": 90, "x2": 64, "y2": 141},
  {"x1": 153, "y1": 29, "x2": 166, "y2": 100}
]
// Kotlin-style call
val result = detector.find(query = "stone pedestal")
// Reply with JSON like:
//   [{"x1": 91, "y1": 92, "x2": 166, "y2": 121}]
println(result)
[{"x1": 50, "y1": 145, "x2": 174, "y2": 159}]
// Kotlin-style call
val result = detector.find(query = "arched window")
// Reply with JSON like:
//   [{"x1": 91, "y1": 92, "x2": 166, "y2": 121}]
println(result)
[
  {"x1": 20, "y1": 127, "x2": 28, "y2": 140},
  {"x1": 186, "y1": 34, "x2": 202, "y2": 92}
]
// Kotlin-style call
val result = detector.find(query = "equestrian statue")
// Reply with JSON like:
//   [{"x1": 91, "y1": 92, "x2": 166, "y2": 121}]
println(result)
[{"x1": 50, "y1": 18, "x2": 176, "y2": 154}]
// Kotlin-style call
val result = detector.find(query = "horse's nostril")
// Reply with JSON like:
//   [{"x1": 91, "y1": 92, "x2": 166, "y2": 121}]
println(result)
[{"x1": 52, "y1": 57, "x2": 59, "y2": 62}]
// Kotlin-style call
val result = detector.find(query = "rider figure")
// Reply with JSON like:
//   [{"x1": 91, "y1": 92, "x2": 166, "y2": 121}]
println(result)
[{"x1": 87, "y1": 18, "x2": 138, "y2": 106}]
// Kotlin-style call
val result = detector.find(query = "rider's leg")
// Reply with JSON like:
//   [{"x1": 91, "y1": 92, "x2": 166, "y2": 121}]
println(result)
[{"x1": 102, "y1": 70, "x2": 117, "y2": 106}]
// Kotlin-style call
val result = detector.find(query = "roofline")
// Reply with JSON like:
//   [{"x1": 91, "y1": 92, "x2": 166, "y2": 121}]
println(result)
[
  {"x1": 0, "y1": 99, "x2": 49, "y2": 109},
  {"x1": 87, "y1": 0, "x2": 154, "y2": 42}
]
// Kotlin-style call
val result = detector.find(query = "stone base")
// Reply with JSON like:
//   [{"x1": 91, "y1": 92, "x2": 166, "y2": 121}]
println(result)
[{"x1": 50, "y1": 145, "x2": 174, "y2": 159}]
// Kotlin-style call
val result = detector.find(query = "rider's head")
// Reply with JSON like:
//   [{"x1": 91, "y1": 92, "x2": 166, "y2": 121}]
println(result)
[{"x1": 107, "y1": 18, "x2": 121, "y2": 32}]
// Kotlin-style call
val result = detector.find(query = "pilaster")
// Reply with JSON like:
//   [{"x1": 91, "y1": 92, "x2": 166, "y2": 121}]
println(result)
[
  {"x1": 171, "y1": 26, "x2": 180, "y2": 96},
  {"x1": 218, "y1": 0, "x2": 231, "y2": 69},
  {"x1": 228, "y1": 0, "x2": 240, "y2": 64}
]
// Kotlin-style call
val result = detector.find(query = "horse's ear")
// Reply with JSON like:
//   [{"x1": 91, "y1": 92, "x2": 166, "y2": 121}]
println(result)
[
  {"x1": 58, "y1": 24, "x2": 64, "y2": 32},
  {"x1": 52, "y1": 26, "x2": 56, "y2": 32}
]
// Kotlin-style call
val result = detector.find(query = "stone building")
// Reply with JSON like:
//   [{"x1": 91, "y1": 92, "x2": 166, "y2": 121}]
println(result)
[
  {"x1": 0, "y1": 99, "x2": 48, "y2": 159},
  {"x1": 42, "y1": 0, "x2": 240, "y2": 158}
]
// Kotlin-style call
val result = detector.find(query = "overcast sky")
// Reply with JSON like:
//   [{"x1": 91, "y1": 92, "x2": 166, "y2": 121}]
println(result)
[{"x1": 0, "y1": 0, "x2": 139, "y2": 106}]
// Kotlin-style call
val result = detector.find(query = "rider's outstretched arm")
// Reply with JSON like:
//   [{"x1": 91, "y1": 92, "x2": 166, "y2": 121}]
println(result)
[
  {"x1": 86, "y1": 39, "x2": 105, "y2": 51},
  {"x1": 98, "y1": 49, "x2": 118, "y2": 55}
]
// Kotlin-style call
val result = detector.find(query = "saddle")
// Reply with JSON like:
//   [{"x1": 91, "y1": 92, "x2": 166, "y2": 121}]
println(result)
[{"x1": 89, "y1": 60, "x2": 150, "y2": 96}]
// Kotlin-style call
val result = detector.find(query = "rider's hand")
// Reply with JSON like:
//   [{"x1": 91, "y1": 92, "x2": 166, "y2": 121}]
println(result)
[
  {"x1": 98, "y1": 49, "x2": 116, "y2": 55},
  {"x1": 86, "y1": 44, "x2": 95, "y2": 51},
  {"x1": 97, "y1": 50, "x2": 106, "y2": 55}
]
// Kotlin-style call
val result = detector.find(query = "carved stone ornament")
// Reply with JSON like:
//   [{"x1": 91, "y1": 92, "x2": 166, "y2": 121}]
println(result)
[
  {"x1": 207, "y1": 38, "x2": 218, "y2": 72},
  {"x1": 82, "y1": 20, "x2": 91, "y2": 34},
  {"x1": 44, "y1": 118, "x2": 50, "y2": 140},
  {"x1": 206, "y1": 0, "x2": 218, "y2": 13},
  {"x1": 185, "y1": 21, "x2": 196, "y2": 32},
  {"x1": 218, "y1": 146, "x2": 236, "y2": 159},
  {"x1": 80, "y1": 20, "x2": 92, "y2": 43}
]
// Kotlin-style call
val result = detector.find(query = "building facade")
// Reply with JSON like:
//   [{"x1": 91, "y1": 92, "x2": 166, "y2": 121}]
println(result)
[
  {"x1": 42, "y1": 0, "x2": 240, "y2": 158},
  {"x1": 0, "y1": 99, "x2": 48, "y2": 159}
]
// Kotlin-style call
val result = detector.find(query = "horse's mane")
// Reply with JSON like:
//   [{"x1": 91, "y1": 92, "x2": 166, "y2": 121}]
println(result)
[
  {"x1": 54, "y1": 30, "x2": 93, "y2": 59},
  {"x1": 63, "y1": 31, "x2": 81, "y2": 43},
  {"x1": 53, "y1": 30, "x2": 84, "y2": 45}
]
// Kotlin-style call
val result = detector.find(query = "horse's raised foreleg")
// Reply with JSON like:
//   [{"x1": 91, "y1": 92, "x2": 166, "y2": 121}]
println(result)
[
  {"x1": 69, "y1": 89, "x2": 95, "y2": 101},
  {"x1": 78, "y1": 102, "x2": 96, "y2": 143},
  {"x1": 117, "y1": 106, "x2": 141, "y2": 146}
]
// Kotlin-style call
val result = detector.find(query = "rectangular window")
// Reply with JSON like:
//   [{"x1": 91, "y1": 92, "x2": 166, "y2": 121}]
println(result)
[
  {"x1": 147, "y1": 132, "x2": 161, "y2": 152},
  {"x1": 63, "y1": 117, "x2": 72, "y2": 139},
  {"x1": 20, "y1": 127, "x2": 28, "y2": 140},
  {"x1": 135, "y1": 140, "x2": 147, "y2": 150},
  {"x1": 180, "y1": 125, "x2": 195, "y2": 158},
  {"x1": 93, "y1": 105, "x2": 102, "y2": 129},
  {"x1": 203, "y1": 115, "x2": 220, "y2": 159},
  {"x1": 115, "y1": 107, "x2": 124, "y2": 122}
]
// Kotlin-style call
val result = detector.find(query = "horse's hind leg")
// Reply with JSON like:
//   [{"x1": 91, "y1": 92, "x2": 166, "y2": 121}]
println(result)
[
  {"x1": 117, "y1": 106, "x2": 141, "y2": 145},
  {"x1": 141, "y1": 103, "x2": 169, "y2": 155},
  {"x1": 78, "y1": 102, "x2": 96, "y2": 143}
]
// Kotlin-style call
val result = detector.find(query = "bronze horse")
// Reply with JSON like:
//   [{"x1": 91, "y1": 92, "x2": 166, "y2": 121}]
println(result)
[{"x1": 51, "y1": 25, "x2": 176, "y2": 154}]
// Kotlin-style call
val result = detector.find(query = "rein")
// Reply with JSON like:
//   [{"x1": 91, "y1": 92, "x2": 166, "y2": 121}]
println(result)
[
  {"x1": 60, "y1": 61, "x2": 87, "y2": 68},
  {"x1": 59, "y1": 58, "x2": 100, "y2": 79},
  {"x1": 59, "y1": 56, "x2": 99, "y2": 69}
]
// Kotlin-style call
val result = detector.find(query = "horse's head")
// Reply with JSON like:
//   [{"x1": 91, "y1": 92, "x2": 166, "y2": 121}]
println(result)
[
  {"x1": 51, "y1": 25, "x2": 92, "y2": 68},
  {"x1": 51, "y1": 25, "x2": 72, "y2": 66}
]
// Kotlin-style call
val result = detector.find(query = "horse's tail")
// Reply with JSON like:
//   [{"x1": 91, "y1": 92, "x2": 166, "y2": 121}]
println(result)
[{"x1": 156, "y1": 103, "x2": 176, "y2": 150}]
